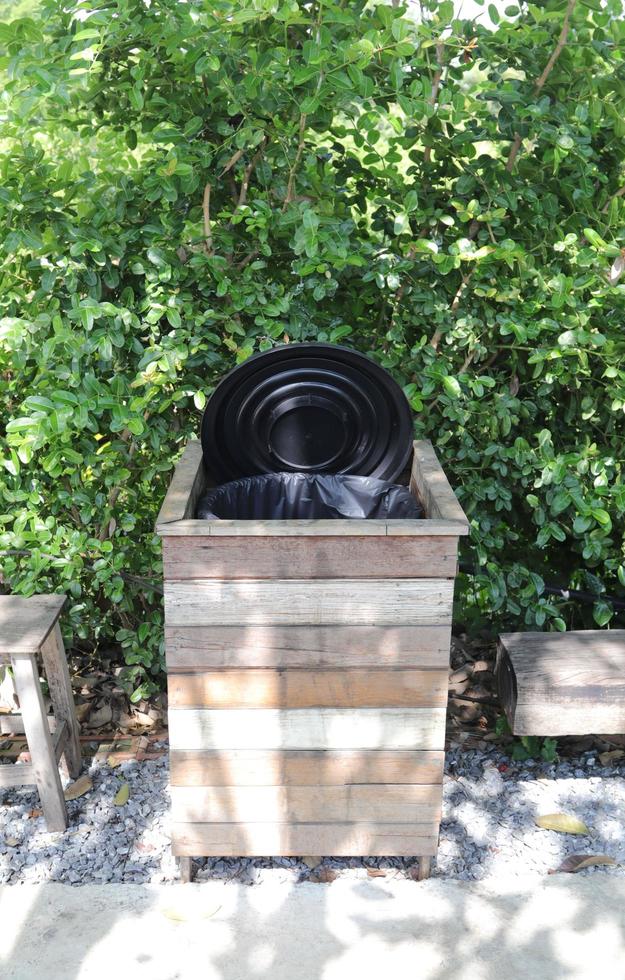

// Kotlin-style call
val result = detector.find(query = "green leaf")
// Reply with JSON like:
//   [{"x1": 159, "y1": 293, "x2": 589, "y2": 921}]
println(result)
[{"x1": 442, "y1": 376, "x2": 461, "y2": 398}]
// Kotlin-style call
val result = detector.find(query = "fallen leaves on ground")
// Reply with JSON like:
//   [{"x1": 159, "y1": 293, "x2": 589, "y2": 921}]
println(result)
[
  {"x1": 64, "y1": 774, "x2": 93, "y2": 801},
  {"x1": 301, "y1": 856, "x2": 320, "y2": 869},
  {"x1": 5, "y1": 837, "x2": 19, "y2": 847},
  {"x1": 550, "y1": 854, "x2": 617, "y2": 874},
  {"x1": 535, "y1": 813, "x2": 590, "y2": 834},
  {"x1": 598, "y1": 749, "x2": 625, "y2": 766},
  {"x1": 114, "y1": 782, "x2": 130, "y2": 806},
  {"x1": 309, "y1": 868, "x2": 337, "y2": 883},
  {"x1": 366, "y1": 868, "x2": 387, "y2": 878}
]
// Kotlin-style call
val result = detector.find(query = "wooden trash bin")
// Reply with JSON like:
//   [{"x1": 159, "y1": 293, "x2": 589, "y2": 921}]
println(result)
[{"x1": 156, "y1": 438, "x2": 468, "y2": 879}]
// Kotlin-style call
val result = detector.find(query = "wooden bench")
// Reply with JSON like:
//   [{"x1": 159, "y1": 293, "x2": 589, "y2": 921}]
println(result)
[
  {"x1": 496, "y1": 630, "x2": 625, "y2": 736},
  {"x1": 0, "y1": 595, "x2": 82, "y2": 831}
]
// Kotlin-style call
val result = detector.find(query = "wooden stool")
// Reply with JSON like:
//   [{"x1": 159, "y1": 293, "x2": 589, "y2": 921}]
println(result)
[{"x1": 0, "y1": 595, "x2": 82, "y2": 831}]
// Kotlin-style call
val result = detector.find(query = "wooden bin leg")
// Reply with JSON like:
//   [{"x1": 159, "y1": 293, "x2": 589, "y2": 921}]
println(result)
[
  {"x1": 11, "y1": 652, "x2": 68, "y2": 832},
  {"x1": 178, "y1": 856, "x2": 193, "y2": 883},
  {"x1": 40, "y1": 623, "x2": 82, "y2": 779},
  {"x1": 416, "y1": 856, "x2": 432, "y2": 881}
]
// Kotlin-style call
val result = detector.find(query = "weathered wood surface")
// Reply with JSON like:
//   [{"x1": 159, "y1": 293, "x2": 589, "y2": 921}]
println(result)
[
  {"x1": 40, "y1": 623, "x2": 82, "y2": 779},
  {"x1": 0, "y1": 595, "x2": 65, "y2": 657},
  {"x1": 410, "y1": 441, "x2": 469, "y2": 530},
  {"x1": 172, "y1": 822, "x2": 438, "y2": 857},
  {"x1": 168, "y1": 707, "x2": 446, "y2": 751},
  {"x1": 11, "y1": 652, "x2": 67, "y2": 832},
  {"x1": 163, "y1": 535, "x2": 458, "y2": 580},
  {"x1": 169, "y1": 749, "x2": 445, "y2": 787},
  {"x1": 158, "y1": 518, "x2": 467, "y2": 537},
  {"x1": 164, "y1": 579, "x2": 454, "y2": 627},
  {"x1": 497, "y1": 630, "x2": 625, "y2": 736},
  {"x1": 165, "y1": 624, "x2": 451, "y2": 669},
  {"x1": 170, "y1": 784, "x2": 442, "y2": 824},
  {"x1": 168, "y1": 669, "x2": 449, "y2": 709},
  {"x1": 155, "y1": 441, "x2": 205, "y2": 527},
  {"x1": 0, "y1": 714, "x2": 56, "y2": 735},
  {"x1": 0, "y1": 763, "x2": 35, "y2": 788}
]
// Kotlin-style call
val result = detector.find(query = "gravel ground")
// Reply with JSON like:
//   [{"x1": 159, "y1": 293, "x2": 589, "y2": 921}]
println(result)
[{"x1": 1, "y1": 745, "x2": 624, "y2": 885}]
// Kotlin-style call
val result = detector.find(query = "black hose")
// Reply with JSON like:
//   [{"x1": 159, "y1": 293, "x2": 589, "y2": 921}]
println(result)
[{"x1": 457, "y1": 561, "x2": 625, "y2": 611}]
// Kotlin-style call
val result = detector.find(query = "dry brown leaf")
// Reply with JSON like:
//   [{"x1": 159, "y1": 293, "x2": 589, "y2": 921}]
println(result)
[
  {"x1": 366, "y1": 868, "x2": 387, "y2": 878},
  {"x1": 28, "y1": 808, "x2": 43, "y2": 819},
  {"x1": 5, "y1": 837, "x2": 19, "y2": 847},
  {"x1": 599, "y1": 749, "x2": 625, "y2": 766},
  {"x1": 535, "y1": 813, "x2": 590, "y2": 835},
  {"x1": 86, "y1": 703, "x2": 113, "y2": 730},
  {"x1": 551, "y1": 854, "x2": 616, "y2": 874},
  {"x1": 74, "y1": 702, "x2": 92, "y2": 723},
  {"x1": 309, "y1": 868, "x2": 337, "y2": 883},
  {"x1": 64, "y1": 774, "x2": 93, "y2": 801},
  {"x1": 114, "y1": 782, "x2": 130, "y2": 806}
]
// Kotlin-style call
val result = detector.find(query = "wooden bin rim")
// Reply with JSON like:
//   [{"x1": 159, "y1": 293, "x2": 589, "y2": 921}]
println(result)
[{"x1": 156, "y1": 438, "x2": 469, "y2": 537}]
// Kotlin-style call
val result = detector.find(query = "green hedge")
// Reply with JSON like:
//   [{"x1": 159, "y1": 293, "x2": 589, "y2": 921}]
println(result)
[{"x1": 1, "y1": 0, "x2": 624, "y2": 699}]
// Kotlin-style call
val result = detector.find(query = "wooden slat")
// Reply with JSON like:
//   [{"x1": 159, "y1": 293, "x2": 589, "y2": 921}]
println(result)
[
  {"x1": 165, "y1": 624, "x2": 451, "y2": 670},
  {"x1": 0, "y1": 714, "x2": 56, "y2": 735},
  {"x1": 164, "y1": 579, "x2": 454, "y2": 627},
  {"x1": 0, "y1": 595, "x2": 65, "y2": 657},
  {"x1": 170, "y1": 784, "x2": 442, "y2": 823},
  {"x1": 163, "y1": 535, "x2": 458, "y2": 580},
  {"x1": 172, "y1": 822, "x2": 438, "y2": 856},
  {"x1": 168, "y1": 669, "x2": 449, "y2": 709},
  {"x1": 168, "y1": 707, "x2": 446, "y2": 751},
  {"x1": 155, "y1": 441, "x2": 205, "y2": 528},
  {"x1": 53, "y1": 720, "x2": 67, "y2": 763},
  {"x1": 157, "y1": 518, "x2": 467, "y2": 537},
  {"x1": 169, "y1": 749, "x2": 445, "y2": 787},
  {"x1": 497, "y1": 630, "x2": 625, "y2": 736},
  {"x1": 410, "y1": 440, "x2": 469, "y2": 530},
  {"x1": 41, "y1": 623, "x2": 82, "y2": 779},
  {"x1": 0, "y1": 762, "x2": 35, "y2": 788}
]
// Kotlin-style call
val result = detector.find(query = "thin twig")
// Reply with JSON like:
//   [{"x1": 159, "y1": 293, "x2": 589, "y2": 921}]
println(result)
[
  {"x1": 423, "y1": 40, "x2": 445, "y2": 166},
  {"x1": 283, "y1": 114, "x2": 308, "y2": 210},
  {"x1": 234, "y1": 139, "x2": 266, "y2": 213},
  {"x1": 430, "y1": 270, "x2": 474, "y2": 350},
  {"x1": 506, "y1": 0, "x2": 576, "y2": 172},
  {"x1": 601, "y1": 184, "x2": 625, "y2": 214},
  {"x1": 202, "y1": 183, "x2": 213, "y2": 255},
  {"x1": 219, "y1": 147, "x2": 244, "y2": 177}
]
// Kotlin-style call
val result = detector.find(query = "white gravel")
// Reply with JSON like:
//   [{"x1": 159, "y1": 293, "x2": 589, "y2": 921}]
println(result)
[{"x1": 1, "y1": 745, "x2": 624, "y2": 885}]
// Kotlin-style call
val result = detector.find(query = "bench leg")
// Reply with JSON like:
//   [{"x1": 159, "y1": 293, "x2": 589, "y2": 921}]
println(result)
[
  {"x1": 178, "y1": 857, "x2": 193, "y2": 883},
  {"x1": 11, "y1": 652, "x2": 67, "y2": 832},
  {"x1": 40, "y1": 623, "x2": 82, "y2": 779},
  {"x1": 416, "y1": 856, "x2": 431, "y2": 881}
]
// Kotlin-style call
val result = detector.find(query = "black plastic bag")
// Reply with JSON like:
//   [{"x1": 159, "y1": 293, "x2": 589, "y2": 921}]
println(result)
[{"x1": 196, "y1": 472, "x2": 422, "y2": 520}]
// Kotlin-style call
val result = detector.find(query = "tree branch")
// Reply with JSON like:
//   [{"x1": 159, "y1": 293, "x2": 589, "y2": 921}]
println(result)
[
  {"x1": 283, "y1": 113, "x2": 308, "y2": 210},
  {"x1": 506, "y1": 0, "x2": 576, "y2": 173},
  {"x1": 423, "y1": 40, "x2": 445, "y2": 166},
  {"x1": 202, "y1": 183, "x2": 213, "y2": 255}
]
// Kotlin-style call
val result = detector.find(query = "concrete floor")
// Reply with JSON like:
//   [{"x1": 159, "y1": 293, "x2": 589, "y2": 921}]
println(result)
[{"x1": 2, "y1": 876, "x2": 625, "y2": 980}]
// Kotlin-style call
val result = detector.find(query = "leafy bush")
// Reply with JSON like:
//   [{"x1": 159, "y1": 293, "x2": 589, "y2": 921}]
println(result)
[{"x1": 1, "y1": 0, "x2": 625, "y2": 696}]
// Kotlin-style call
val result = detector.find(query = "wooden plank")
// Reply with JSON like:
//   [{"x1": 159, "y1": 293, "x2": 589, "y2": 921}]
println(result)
[
  {"x1": 163, "y1": 535, "x2": 458, "y2": 580},
  {"x1": 11, "y1": 652, "x2": 67, "y2": 832},
  {"x1": 497, "y1": 630, "x2": 625, "y2": 736},
  {"x1": 40, "y1": 623, "x2": 82, "y2": 779},
  {"x1": 157, "y1": 518, "x2": 467, "y2": 537},
  {"x1": 0, "y1": 714, "x2": 56, "y2": 735},
  {"x1": 165, "y1": 624, "x2": 451, "y2": 670},
  {"x1": 0, "y1": 763, "x2": 35, "y2": 788},
  {"x1": 168, "y1": 669, "x2": 449, "y2": 709},
  {"x1": 52, "y1": 720, "x2": 67, "y2": 763},
  {"x1": 164, "y1": 579, "x2": 454, "y2": 627},
  {"x1": 410, "y1": 440, "x2": 469, "y2": 530},
  {"x1": 170, "y1": 784, "x2": 442, "y2": 824},
  {"x1": 171, "y1": 822, "x2": 438, "y2": 857},
  {"x1": 169, "y1": 749, "x2": 445, "y2": 787},
  {"x1": 155, "y1": 441, "x2": 205, "y2": 528},
  {"x1": 168, "y1": 707, "x2": 446, "y2": 751},
  {"x1": 0, "y1": 595, "x2": 65, "y2": 657}
]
